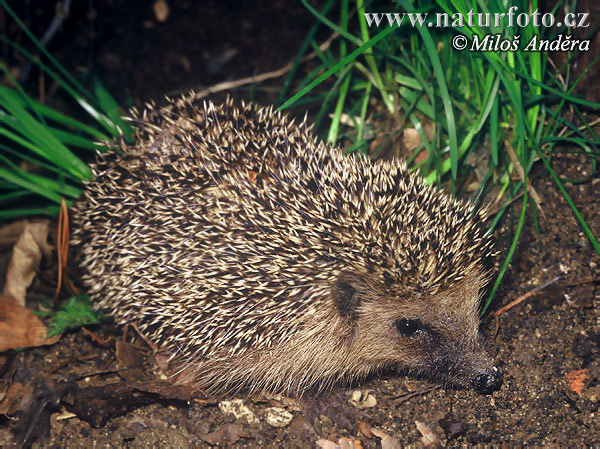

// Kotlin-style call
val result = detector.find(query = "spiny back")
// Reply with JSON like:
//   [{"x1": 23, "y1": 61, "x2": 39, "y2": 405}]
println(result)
[{"x1": 71, "y1": 95, "x2": 493, "y2": 364}]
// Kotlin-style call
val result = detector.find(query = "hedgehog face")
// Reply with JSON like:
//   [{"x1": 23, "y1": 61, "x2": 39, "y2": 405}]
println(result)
[{"x1": 332, "y1": 269, "x2": 502, "y2": 394}]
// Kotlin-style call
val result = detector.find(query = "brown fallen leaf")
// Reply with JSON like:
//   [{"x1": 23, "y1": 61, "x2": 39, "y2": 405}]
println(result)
[
  {"x1": 372, "y1": 428, "x2": 402, "y2": 449},
  {"x1": 402, "y1": 121, "x2": 435, "y2": 164},
  {"x1": 0, "y1": 295, "x2": 58, "y2": 351},
  {"x1": 3, "y1": 220, "x2": 51, "y2": 306},
  {"x1": 117, "y1": 346, "x2": 206, "y2": 401},
  {"x1": 0, "y1": 381, "x2": 33, "y2": 415},
  {"x1": 196, "y1": 423, "x2": 246, "y2": 446},
  {"x1": 115, "y1": 340, "x2": 147, "y2": 370},
  {"x1": 566, "y1": 368, "x2": 590, "y2": 395},
  {"x1": 316, "y1": 437, "x2": 359, "y2": 449},
  {"x1": 352, "y1": 440, "x2": 364, "y2": 449},
  {"x1": 358, "y1": 420, "x2": 373, "y2": 438},
  {"x1": 288, "y1": 415, "x2": 319, "y2": 439},
  {"x1": 415, "y1": 420, "x2": 443, "y2": 448},
  {"x1": 316, "y1": 439, "x2": 342, "y2": 449},
  {"x1": 402, "y1": 128, "x2": 422, "y2": 151},
  {"x1": 0, "y1": 427, "x2": 15, "y2": 447},
  {"x1": 64, "y1": 382, "x2": 152, "y2": 428}
]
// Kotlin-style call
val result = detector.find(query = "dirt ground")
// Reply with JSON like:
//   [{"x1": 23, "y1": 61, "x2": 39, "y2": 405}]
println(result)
[{"x1": 1, "y1": 1, "x2": 599, "y2": 448}]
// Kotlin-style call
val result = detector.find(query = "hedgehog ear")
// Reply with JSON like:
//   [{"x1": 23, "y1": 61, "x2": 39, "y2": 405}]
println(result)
[{"x1": 332, "y1": 272, "x2": 364, "y2": 321}]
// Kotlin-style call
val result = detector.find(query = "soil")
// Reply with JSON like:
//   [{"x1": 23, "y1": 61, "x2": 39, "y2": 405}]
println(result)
[{"x1": 1, "y1": 1, "x2": 599, "y2": 448}]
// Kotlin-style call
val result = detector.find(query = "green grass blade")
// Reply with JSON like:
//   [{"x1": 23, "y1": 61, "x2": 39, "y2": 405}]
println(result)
[
  {"x1": 0, "y1": 190, "x2": 30, "y2": 203},
  {"x1": 481, "y1": 190, "x2": 528, "y2": 315},
  {"x1": 0, "y1": 206, "x2": 60, "y2": 220},
  {"x1": 93, "y1": 78, "x2": 133, "y2": 140},
  {"x1": 278, "y1": 0, "x2": 336, "y2": 104},
  {"x1": 0, "y1": 143, "x2": 80, "y2": 182},
  {"x1": 280, "y1": 25, "x2": 397, "y2": 111},
  {"x1": 0, "y1": 92, "x2": 93, "y2": 180},
  {"x1": 2, "y1": 2, "x2": 96, "y2": 104},
  {"x1": 0, "y1": 35, "x2": 121, "y2": 137},
  {"x1": 398, "y1": 0, "x2": 458, "y2": 177},
  {"x1": 0, "y1": 167, "x2": 64, "y2": 204},
  {"x1": 0, "y1": 86, "x2": 111, "y2": 141},
  {"x1": 536, "y1": 146, "x2": 600, "y2": 255}
]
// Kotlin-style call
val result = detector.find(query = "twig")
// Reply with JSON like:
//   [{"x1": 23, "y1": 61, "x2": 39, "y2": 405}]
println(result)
[
  {"x1": 504, "y1": 140, "x2": 545, "y2": 218},
  {"x1": 18, "y1": 0, "x2": 72, "y2": 84},
  {"x1": 124, "y1": 322, "x2": 159, "y2": 351},
  {"x1": 391, "y1": 383, "x2": 439, "y2": 403},
  {"x1": 166, "y1": 30, "x2": 340, "y2": 102},
  {"x1": 55, "y1": 198, "x2": 68, "y2": 298},
  {"x1": 494, "y1": 276, "x2": 561, "y2": 317},
  {"x1": 486, "y1": 190, "x2": 525, "y2": 217},
  {"x1": 563, "y1": 276, "x2": 596, "y2": 287}
]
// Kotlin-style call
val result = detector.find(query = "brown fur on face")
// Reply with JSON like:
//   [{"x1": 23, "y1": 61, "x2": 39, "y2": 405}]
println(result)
[{"x1": 345, "y1": 268, "x2": 495, "y2": 389}]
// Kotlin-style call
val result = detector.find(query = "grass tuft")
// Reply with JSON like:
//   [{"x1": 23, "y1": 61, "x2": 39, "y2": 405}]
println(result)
[
  {"x1": 283, "y1": 0, "x2": 600, "y2": 313},
  {"x1": 0, "y1": 2, "x2": 132, "y2": 219}
]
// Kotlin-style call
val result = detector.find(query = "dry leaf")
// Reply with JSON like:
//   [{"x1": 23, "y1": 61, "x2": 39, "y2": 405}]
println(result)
[
  {"x1": 316, "y1": 438, "x2": 357, "y2": 449},
  {"x1": 54, "y1": 410, "x2": 77, "y2": 421},
  {"x1": 0, "y1": 382, "x2": 33, "y2": 415},
  {"x1": 566, "y1": 368, "x2": 590, "y2": 395},
  {"x1": 358, "y1": 420, "x2": 373, "y2": 438},
  {"x1": 0, "y1": 295, "x2": 58, "y2": 351},
  {"x1": 415, "y1": 420, "x2": 442, "y2": 448},
  {"x1": 288, "y1": 415, "x2": 318, "y2": 438},
  {"x1": 402, "y1": 128, "x2": 421, "y2": 151},
  {"x1": 349, "y1": 390, "x2": 377, "y2": 409},
  {"x1": 218, "y1": 399, "x2": 259, "y2": 424},
  {"x1": 3, "y1": 220, "x2": 51, "y2": 305},
  {"x1": 196, "y1": 423, "x2": 246, "y2": 446},
  {"x1": 402, "y1": 121, "x2": 435, "y2": 164},
  {"x1": 316, "y1": 440, "x2": 342, "y2": 449},
  {"x1": 116, "y1": 340, "x2": 146, "y2": 370},
  {"x1": 372, "y1": 428, "x2": 402, "y2": 449}
]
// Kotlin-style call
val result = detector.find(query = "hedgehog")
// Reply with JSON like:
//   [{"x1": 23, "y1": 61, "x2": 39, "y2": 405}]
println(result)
[{"x1": 71, "y1": 95, "x2": 502, "y2": 397}]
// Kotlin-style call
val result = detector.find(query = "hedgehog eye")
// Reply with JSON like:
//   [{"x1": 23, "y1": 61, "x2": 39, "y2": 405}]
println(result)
[{"x1": 395, "y1": 318, "x2": 423, "y2": 336}]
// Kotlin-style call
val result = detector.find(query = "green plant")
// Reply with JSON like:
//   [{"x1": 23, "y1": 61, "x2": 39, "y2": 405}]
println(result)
[
  {"x1": 0, "y1": 2, "x2": 132, "y2": 220},
  {"x1": 282, "y1": 0, "x2": 600, "y2": 313},
  {"x1": 36, "y1": 295, "x2": 103, "y2": 338}
]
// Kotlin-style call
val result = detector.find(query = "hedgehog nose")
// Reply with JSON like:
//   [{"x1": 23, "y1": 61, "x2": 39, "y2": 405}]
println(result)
[{"x1": 474, "y1": 367, "x2": 502, "y2": 394}]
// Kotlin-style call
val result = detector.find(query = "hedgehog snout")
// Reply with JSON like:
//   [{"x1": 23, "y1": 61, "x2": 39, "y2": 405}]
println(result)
[{"x1": 473, "y1": 366, "x2": 502, "y2": 394}]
